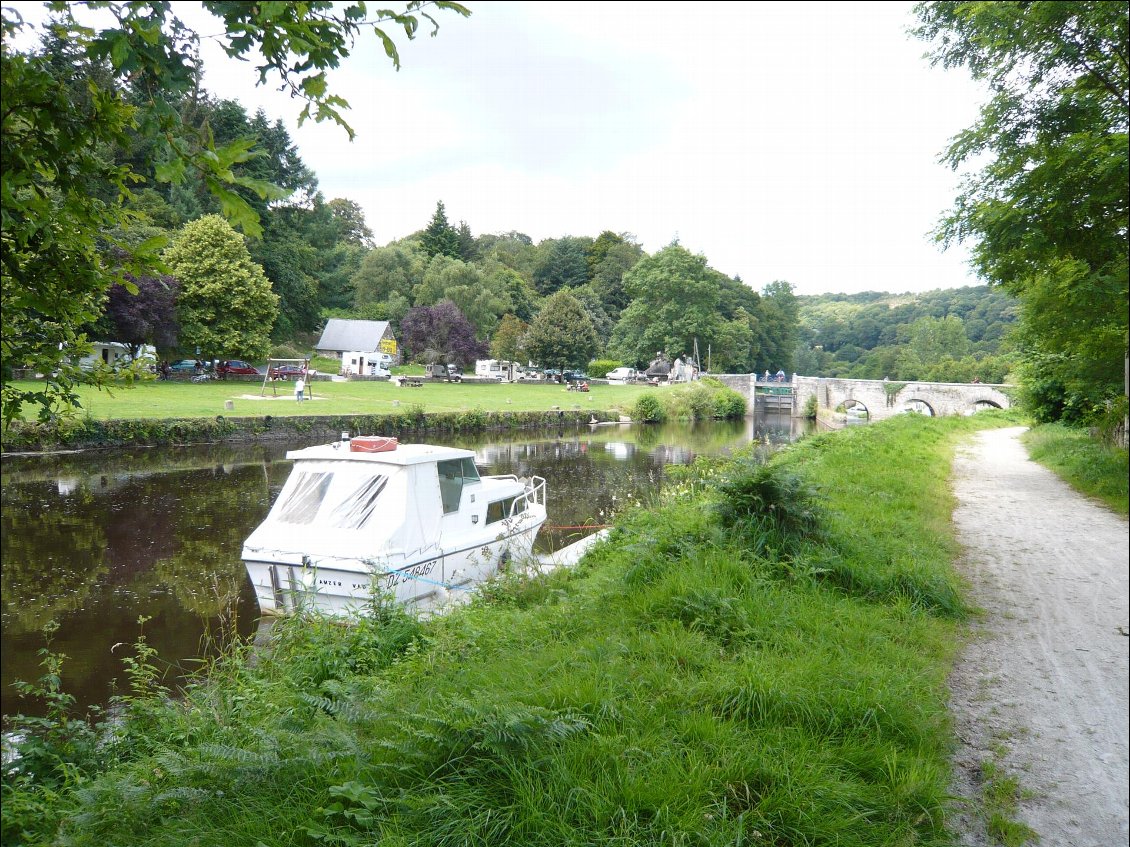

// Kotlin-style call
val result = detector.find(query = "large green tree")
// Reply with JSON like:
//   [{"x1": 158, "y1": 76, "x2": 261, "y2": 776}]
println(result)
[
  {"x1": 524, "y1": 290, "x2": 599, "y2": 372},
  {"x1": 1, "y1": 1, "x2": 468, "y2": 424},
  {"x1": 914, "y1": 1, "x2": 1128, "y2": 427},
  {"x1": 610, "y1": 244, "x2": 731, "y2": 368},
  {"x1": 164, "y1": 215, "x2": 279, "y2": 362}
]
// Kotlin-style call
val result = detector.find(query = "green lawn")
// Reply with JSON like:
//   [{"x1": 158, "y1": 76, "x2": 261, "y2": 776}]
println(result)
[{"x1": 10, "y1": 378, "x2": 656, "y2": 421}]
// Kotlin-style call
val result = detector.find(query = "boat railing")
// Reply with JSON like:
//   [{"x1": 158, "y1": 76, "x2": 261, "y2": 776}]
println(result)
[{"x1": 486, "y1": 474, "x2": 547, "y2": 517}]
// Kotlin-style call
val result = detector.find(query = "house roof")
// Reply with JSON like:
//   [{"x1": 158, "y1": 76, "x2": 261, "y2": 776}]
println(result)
[{"x1": 316, "y1": 319, "x2": 392, "y2": 352}]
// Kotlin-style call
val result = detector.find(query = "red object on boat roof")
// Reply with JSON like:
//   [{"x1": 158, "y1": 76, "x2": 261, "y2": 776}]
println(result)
[{"x1": 350, "y1": 436, "x2": 398, "y2": 453}]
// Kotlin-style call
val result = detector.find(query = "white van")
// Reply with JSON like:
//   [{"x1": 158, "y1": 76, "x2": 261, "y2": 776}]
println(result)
[{"x1": 606, "y1": 367, "x2": 638, "y2": 383}]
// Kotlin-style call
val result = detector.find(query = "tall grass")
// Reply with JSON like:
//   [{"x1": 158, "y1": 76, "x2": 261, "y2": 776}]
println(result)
[
  {"x1": 1023, "y1": 422, "x2": 1129, "y2": 516},
  {"x1": 3, "y1": 413, "x2": 1013, "y2": 846}
]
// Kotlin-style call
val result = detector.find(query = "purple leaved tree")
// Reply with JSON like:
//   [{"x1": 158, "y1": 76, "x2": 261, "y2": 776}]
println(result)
[
  {"x1": 102, "y1": 272, "x2": 180, "y2": 359},
  {"x1": 400, "y1": 300, "x2": 487, "y2": 367}
]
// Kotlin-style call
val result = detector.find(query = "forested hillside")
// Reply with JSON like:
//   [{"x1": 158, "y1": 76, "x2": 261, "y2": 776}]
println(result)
[{"x1": 795, "y1": 287, "x2": 1018, "y2": 384}]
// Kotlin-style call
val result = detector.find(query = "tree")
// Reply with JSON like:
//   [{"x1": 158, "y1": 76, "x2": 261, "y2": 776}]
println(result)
[
  {"x1": 456, "y1": 220, "x2": 478, "y2": 262},
  {"x1": 609, "y1": 244, "x2": 729, "y2": 367},
  {"x1": 420, "y1": 200, "x2": 461, "y2": 259},
  {"x1": 1, "y1": 1, "x2": 468, "y2": 423},
  {"x1": 532, "y1": 237, "x2": 592, "y2": 295},
  {"x1": 757, "y1": 280, "x2": 799, "y2": 373},
  {"x1": 591, "y1": 238, "x2": 645, "y2": 318},
  {"x1": 96, "y1": 268, "x2": 181, "y2": 359},
  {"x1": 524, "y1": 290, "x2": 599, "y2": 372},
  {"x1": 352, "y1": 244, "x2": 424, "y2": 308},
  {"x1": 164, "y1": 215, "x2": 279, "y2": 361},
  {"x1": 908, "y1": 314, "x2": 970, "y2": 366},
  {"x1": 399, "y1": 301, "x2": 487, "y2": 366},
  {"x1": 914, "y1": 1, "x2": 1128, "y2": 427},
  {"x1": 326, "y1": 198, "x2": 374, "y2": 248},
  {"x1": 414, "y1": 255, "x2": 511, "y2": 338},
  {"x1": 490, "y1": 314, "x2": 529, "y2": 376}
]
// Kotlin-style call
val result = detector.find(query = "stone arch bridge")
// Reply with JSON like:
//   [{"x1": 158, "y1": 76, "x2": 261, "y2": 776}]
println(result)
[{"x1": 714, "y1": 375, "x2": 1012, "y2": 420}]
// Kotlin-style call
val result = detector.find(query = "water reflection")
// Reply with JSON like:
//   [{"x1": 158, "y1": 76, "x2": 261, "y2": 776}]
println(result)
[{"x1": 1, "y1": 414, "x2": 807, "y2": 719}]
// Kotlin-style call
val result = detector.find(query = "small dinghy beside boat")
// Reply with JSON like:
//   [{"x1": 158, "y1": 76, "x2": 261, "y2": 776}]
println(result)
[{"x1": 242, "y1": 436, "x2": 547, "y2": 615}]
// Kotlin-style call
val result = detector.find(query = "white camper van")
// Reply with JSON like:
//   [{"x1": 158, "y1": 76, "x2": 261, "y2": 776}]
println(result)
[
  {"x1": 475, "y1": 359, "x2": 519, "y2": 381},
  {"x1": 342, "y1": 351, "x2": 392, "y2": 378}
]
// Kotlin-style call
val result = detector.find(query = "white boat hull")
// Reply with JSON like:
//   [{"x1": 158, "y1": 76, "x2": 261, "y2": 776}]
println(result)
[{"x1": 244, "y1": 519, "x2": 544, "y2": 616}]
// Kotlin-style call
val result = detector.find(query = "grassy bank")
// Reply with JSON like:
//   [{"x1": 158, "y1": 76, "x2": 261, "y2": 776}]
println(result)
[
  {"x1": 4, "y1": 377, "x2": 656, "y2": 421},
  {"x1": 1022, "y1": 423, "x2": 1129, "y2": 516},
  {"x1": 3, "y1": 413, "x2": 1013, "y2": 846},
  {"x1": 1, "y1": 379, "x2": 749, "y2": 452}
]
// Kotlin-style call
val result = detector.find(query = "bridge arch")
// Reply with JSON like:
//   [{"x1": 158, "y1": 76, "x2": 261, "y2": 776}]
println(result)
[
  {"x1": 900, "y1": 398, "x2": 936, "y2": 416},
  {"x1": 834, "y1": 398, "x2": 870, "y2": 420}
]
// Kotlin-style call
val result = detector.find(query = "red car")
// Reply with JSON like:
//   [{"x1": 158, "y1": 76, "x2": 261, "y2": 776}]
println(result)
[
  {"x1": 221, "y1": 360, "x2": 260, "y2": 376},
  {"x1": 269, "y1": 364, "x2": 306, "y2": 380}
]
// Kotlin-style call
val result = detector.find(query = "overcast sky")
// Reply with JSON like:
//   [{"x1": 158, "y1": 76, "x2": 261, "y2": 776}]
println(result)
[{"x1": 12, "y1": 0, "x2": 992, "y2": 296}]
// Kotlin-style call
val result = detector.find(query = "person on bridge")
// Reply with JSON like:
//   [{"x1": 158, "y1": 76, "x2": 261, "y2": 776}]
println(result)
[{"x1": 775, "y1": 369, "x2": 786, "y2": 382}]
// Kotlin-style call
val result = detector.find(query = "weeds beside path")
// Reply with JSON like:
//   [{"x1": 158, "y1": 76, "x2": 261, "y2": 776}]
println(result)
[{"x1": 947, "y1": 427, "x2": 1129, "y2": 846}]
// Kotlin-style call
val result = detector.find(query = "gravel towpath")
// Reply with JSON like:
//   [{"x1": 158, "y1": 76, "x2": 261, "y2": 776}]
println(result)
[{"x1": 947, "y1": 426, "x2": 1129, "y2": 846}]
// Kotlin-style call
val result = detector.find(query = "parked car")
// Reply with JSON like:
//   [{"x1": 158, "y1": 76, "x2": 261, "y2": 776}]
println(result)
[
  {"x1": 606, "y1": 367, "x2": 638, "y2": 382},
  {"x1": 562, "y1": 370, "x2": 589, "y2": 383},
  {"x1": 169, "y1": 359, "x2": 202, "y2": 373},
  {"x1": 269, "y1": 364, "x2": 306, "y2": 380},
  {"x1": 222, "y1": 360, "x2": 260, "y2": 375}
]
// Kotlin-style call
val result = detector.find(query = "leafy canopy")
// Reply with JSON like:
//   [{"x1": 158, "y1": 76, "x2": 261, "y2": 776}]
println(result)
[
  {"x1": 163, "y1": 215, "x2": 279, "y2": 361},
  {"x1": 913, "y1": 1, "x2": 1128, "y2": 425},
  {"x1": 1, "y1": 1, "x2": 468, "y2": 424}
]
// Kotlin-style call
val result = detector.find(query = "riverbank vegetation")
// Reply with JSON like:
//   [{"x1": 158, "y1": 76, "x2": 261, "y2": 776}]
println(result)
[
  {"x1": 3, "y1": 412, "x2": 1016, "y2": 845},
  {"x1": 1023, "y1": 423, "x2": 1129, "y2": 516}
]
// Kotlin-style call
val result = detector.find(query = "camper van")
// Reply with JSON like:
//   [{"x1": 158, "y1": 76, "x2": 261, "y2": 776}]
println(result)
[
  {"x1": 475, "y1": 359, "x2": 520, "y2": 381},
  {"x1": 341, "y1": 351, "x2": 392, "y2": 378}
]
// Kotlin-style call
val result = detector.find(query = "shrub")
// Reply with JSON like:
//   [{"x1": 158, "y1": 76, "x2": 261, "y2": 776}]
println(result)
[
  {"x1": 632, "y1": 393, "x2": 666, "y2": 423},
  {"x1": 712, "y1": 388, "x2": 748, "y2": 419},
  {"x1": 713, "y1": 456, "x2": 824, "y2": 554},
  {"x1": 664, "y1": 383, "x2": 715, "y2": 420},
  {"x1": 803, "y1": 394, "x2": 818, "y2": 420},
  {"x1": 270, "y1": 344, "x2": 308, "y2": 360}
]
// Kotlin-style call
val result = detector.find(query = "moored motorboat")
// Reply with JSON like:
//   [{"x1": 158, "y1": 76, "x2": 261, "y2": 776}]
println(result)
[{"x1": 242, "y1": 436, "x2": 547, "y2": 615}]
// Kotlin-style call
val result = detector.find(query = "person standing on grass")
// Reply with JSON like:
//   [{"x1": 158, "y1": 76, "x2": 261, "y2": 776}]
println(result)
[{"x1": 294, "y1": 376, "x2": 305, "y2": 401}]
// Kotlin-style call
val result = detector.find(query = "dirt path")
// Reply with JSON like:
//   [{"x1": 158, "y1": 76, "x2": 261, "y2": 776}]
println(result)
[{"x1": 948, "y1": 426, "x2": 1129, "y2": 846}]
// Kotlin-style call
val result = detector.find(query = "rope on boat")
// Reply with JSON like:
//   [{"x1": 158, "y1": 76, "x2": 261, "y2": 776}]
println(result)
[{"x1": 542, "y1": 524, "x2": 612, "y2": 531}]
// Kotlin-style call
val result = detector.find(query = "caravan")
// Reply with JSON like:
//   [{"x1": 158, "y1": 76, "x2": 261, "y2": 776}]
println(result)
[
  {"x1": 475, "y1": 359, "x2": 520, "y2": 381},
  {"x1": 341, "y1": 351, "x2": 392, "y2": 378}
]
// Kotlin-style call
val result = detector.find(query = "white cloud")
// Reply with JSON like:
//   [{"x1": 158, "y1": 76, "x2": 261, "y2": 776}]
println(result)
[{"x1": 10, "y1": 0, "x2": 992, "y2": 295}]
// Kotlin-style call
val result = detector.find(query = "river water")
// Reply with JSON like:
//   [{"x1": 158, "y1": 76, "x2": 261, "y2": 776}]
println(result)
[{"x1": 1, "y1": 413, "x2": 810, "y2": 720}]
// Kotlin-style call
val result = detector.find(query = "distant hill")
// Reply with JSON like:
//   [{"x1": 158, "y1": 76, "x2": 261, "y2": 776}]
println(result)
[{"x1": 794, "y1": 285, "x2": 1019, "y2": 383}]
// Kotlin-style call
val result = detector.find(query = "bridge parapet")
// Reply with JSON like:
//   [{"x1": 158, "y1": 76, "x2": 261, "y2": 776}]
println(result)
[{"x1": 793, "y1": 376, "x2": 1011, "y2": 421}]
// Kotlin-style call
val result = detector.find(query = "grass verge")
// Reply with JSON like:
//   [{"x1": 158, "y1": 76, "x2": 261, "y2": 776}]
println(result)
[
  {"x1": 1022, "y1": 422, "x2": 1129, "y2": 516},
  {"x1": 3, "y1": 412, "x2": 1014, "y2": 845}
]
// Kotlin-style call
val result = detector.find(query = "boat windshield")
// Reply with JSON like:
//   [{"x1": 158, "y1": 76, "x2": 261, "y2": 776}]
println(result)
[
  {"x1": 274, "y1": 469, "x2": 389, "y2": 529},
  {"x1": 437, "y1": 457, "x2": 480, "y2": 514}
]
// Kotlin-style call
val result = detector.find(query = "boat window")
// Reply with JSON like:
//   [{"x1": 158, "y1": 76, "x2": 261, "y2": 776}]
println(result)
[
  {"x1": 486, "y1": 495, "x2": 527, "y2": 524},
  {"x1": 326, "y1": 474, "x2": 388, "y2": 529},
  {"x1": 276, "y1": 472, "x2": 332, "y2": 524},
  {"x1": 437, "y1": 457, "x2": 480, "y2": 514}
]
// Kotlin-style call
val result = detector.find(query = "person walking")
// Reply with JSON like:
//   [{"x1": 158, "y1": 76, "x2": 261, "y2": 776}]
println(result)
[{"x1": 294, "y1": 376, "x2": 305, "y2": 401}]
